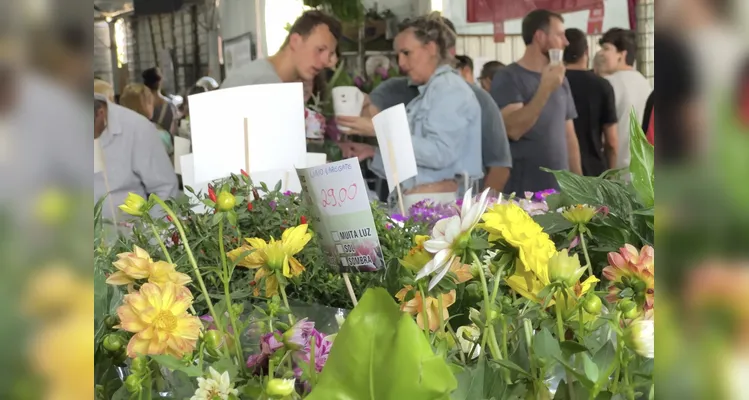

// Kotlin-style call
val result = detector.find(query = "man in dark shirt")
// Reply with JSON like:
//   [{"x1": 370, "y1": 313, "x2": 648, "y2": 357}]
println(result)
[{"x1": 564, "y1": 28, "x2": 618, "y2": 176}]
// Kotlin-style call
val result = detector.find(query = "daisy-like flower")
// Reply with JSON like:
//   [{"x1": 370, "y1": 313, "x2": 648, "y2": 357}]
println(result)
[
  {"x1": 190, "y1": 367, "x2": 239, "y2": 400},
  {"x1": 116, "y1": 282, "x2": 201, "y2": 358},
  {"x1": 456, "y1": 324, "x2": 481, "y2": 359},
  {"x1": 227, "y1": 224, "x2": 312, "y2": 297},
  {"x1": 106, "y1": 245, "x2": 152, "y2": 286},
  {"x1": 416, "y1": 188, "x2": 491, "y2": 290},
  {"x1": 266, "y1": 378, "x2": 295, "y2": 398},
  {"x1": 603, "y1": 244, "x2": 655, "y2": 311},
  {"x1": 561, "y1": 204, "x2": 599, "y2": 225}
]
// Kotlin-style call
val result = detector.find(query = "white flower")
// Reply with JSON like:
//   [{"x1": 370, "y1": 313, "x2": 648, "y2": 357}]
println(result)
[
  {"x1": 416, "y1": 188, "x2": 491, "y2": 290},
  {"x1": 190, "y1": 367, "x2": 239, "y2": 400},
  {"x1": 625, "y1": 319, "x2": 654, "y2": 359},
  {"x1": 456, "y1": 325, "x2": 481, "y2": 359}
]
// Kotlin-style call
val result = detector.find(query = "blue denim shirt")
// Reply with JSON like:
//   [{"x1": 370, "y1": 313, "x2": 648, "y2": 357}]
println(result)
[{"x1": 370, "y1": 65, "x2": 483, "y2": 192}]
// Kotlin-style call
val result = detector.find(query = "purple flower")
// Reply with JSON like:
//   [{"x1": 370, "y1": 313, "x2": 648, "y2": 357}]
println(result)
[
  {"x1": 200, "y1": 314, "x2": 233, "y2": 334},
  {"x1": 353, "y1": 76, "x2": 365, "y2": 88},
  {"x1": 533, "y1": 188, "x2": 558, "y2": 202},
  {"x1": 269, "y1": 200, "x2": 277, "y2": 211},
  {"x1": 283, "y1": 190, "x2": 294, "y2": 196},
  {"x1": 246, "y1": 331, "x2": 283, "y2": 371},
  {"x1": 282, "y1": 319, "x2": 315, "y2": 350},
  {"x1": 293, "y1": 329, "x2": 333, "y2": 393},
  {"x1": 325, "y1": 117, "x2": 342, "y2": 141},
  {"x1": 374, "y1": 67, "x2": 389, "y2": 80}
]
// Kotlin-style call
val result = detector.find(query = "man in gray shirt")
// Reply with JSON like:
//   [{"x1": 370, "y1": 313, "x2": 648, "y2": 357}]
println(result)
[
  {"x1": 490, "y1": 9, "x2": 582, "y2": 195},
  {"x1": 221, "y1": 10, "x2": 341, "y2": 88}
]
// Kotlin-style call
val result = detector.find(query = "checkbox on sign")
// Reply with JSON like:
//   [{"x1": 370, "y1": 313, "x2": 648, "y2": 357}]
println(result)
[
  {"x1": 331, "y1": 231, "x2": 340, "y2": 242},
  {"x1": 335, "y1": 244, "x2": 344, "y2": 254},
  {"x1": 340, "y1": 257, "x2": 349, "y2": 267}
]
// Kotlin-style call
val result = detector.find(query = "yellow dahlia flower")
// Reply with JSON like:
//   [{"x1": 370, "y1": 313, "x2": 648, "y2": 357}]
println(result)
[
  {"x1": 228, "y1": 224, "x2": 312, "y2": 297},
  {"x1": 106, "y1": 245, "x2": 153, "y2": 286},
  {"x1": 149, "y1": 261, "x2": 192, "y2": 288},
  {"x1": 116, "y1": 282, "x2": 201, "y2": 358},
  {"x1": 481, "y1": 203, "x2": 545, "y2": 248}
]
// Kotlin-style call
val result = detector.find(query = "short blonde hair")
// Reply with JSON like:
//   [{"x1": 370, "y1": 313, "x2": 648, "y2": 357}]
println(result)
[
  {"x1": 119, "y1": 83, "x2": 153, "y2": 119},
  {"x1": 93, "y1": 79, "x2": 115, "y2": 102}
]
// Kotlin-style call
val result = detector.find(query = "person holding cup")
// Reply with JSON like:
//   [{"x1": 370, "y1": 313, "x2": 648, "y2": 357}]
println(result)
[
  {"x1": 489, "y1": 9, "x2": 582, "y2": 195},
  {"x1": 341, "y1": 13, "x2": 483, "y2": 208}
]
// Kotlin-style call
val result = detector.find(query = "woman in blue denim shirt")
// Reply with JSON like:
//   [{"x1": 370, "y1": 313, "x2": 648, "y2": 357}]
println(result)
[{"x1": 343, "y1": 14, "x2": 483, "y2": 208}]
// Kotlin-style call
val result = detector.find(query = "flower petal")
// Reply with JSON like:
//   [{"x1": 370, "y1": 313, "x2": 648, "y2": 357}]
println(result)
[
  {"x1": 106, "y1": 271, "x2": 134, "y2": 286},
  {"x1": 460, "y1": 188, "x2": 473, "y2": 218},
  {"x1": 415, "y1": 249, "x2": 450, "y2": 281},
  {"x1": 443, "y1": 216, "x2": 462, "y2": 243},
  {"x1": 427, "y1": 255, "x2": 456, "y2": 291},
  {"x1": 423, "y1": 239, "x2": 449, "y2": 254}
]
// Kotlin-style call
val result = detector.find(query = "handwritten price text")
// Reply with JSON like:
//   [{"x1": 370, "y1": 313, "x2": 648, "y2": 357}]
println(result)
[{"x1": 320, "y1": 183, "x2": 358, "y2": 208}]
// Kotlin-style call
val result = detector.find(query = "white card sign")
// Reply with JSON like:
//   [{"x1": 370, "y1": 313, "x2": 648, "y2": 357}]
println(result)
[
  {"x1": 188, "y1": 83, "x2": 306, "y2": 183},
  {"x1": 296, "y1": 158, "x2": 384, "y2": 272},
  {"x1": 371, "y1": 103, "x2": 418, "y2": 192},
  {"x1": 174, "y1": 136, "x2": 191, "y2": 174}
]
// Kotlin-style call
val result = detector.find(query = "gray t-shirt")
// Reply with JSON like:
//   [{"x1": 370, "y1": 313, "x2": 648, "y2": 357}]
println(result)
[
  {"x1": 220, "y1": 59, "x2": 282, "y2": 88},
  {"x1": 490, "y1": 63, "x2": 577, "y2": 194},
  {"x1": 370, "y1": 77, "x2": 512, "y2": 171}
]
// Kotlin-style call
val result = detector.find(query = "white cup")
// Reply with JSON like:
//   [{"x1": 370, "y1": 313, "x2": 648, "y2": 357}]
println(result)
[
  {"x1": 332, "y1": 86, "x2": 364, "y2": 132},
  {"x1": 549, "y1": 49, "x2": 563, "y2": 65}
]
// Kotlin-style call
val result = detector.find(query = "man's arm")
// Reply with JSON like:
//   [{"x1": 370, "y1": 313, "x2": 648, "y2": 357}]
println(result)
[
  {"x1": 500, "y1": 91, "x2": 552, "y2": 141},
  {"x1": 566, "y1": 120, "x2": 582, "y2": 175},
  {"x1": 603, "y1": 124, "x2": 618, "y2": 169}
]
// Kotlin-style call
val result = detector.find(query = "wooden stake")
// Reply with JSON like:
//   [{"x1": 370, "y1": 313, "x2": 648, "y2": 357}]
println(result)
[
  {"x1": 386, "y1": 139, "x2": 406, "y2": 216},
  {"x1": 343, "y1": 273, "x2": 358, "y2": 306}
]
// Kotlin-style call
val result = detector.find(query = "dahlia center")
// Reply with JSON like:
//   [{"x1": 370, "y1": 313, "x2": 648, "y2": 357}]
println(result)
[{"x1": 153, "y1": 310, "x2": 178, "y2": 331}]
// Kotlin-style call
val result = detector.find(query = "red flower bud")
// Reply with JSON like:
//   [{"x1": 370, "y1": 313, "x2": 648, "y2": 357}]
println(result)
[
  {"x1": 247, "y1": 203, "x2": 253, "y2": 211},
  {"x1": 249, "y1": 280, "x2": 256, "y2": 286},
  {"x1": 208, "y1": 185, "x2": 217, "y2": 203},
  {"x1": 252, "y1": 188, "x2": 260, "y2": 201},
  {"x1": 172, "y1": 232, "x2": 180, "y2": 246},
  {"x1": 166, "y1": 215, "x2": 173, "y2": 222},
  {"x1": 231, "y1": 188, "x2": 237, "y2": 195},
  {"x1": 241, "y1": 169, "x2": 249, "y2": 177},
  {"x1": 300, "y1": 215, "x2": 307, "y2": 224}
]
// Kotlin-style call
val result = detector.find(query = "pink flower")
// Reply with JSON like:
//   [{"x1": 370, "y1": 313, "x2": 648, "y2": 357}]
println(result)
[
  {"x1": 282, "y1": 319, "x2": 315, "y2": 350},
  {"x1": 355, "y1": 242, "x2": 381, "y2": 271}
]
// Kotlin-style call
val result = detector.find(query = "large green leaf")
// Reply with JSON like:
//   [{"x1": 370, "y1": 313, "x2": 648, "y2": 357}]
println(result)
[
  {"x1": 452, "y1": 359, "x2": 485, "y2": 400},
  {"x1": 307, "y1": 288, "x2": 457, "y2": 400},
  {"x1": 628, "y1": 109, "x2": 654, "y2": 208}
]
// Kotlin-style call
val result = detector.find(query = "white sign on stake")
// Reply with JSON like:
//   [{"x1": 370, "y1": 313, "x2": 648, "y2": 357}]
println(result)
[
  {"x1": 371, "y1": 103, "x2": 418, "y2": 193},
  {"x1": 174, "y1": 136, "x2": 191, "y2": 174},
  {"x1": 188, "y1": 83, "x2": 306, "y2": 184}
]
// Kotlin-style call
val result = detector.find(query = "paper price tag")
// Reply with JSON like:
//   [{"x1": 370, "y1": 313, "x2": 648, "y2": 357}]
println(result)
[{"x1": 296, "y1": 158, "x2": 384, "y2": 273}]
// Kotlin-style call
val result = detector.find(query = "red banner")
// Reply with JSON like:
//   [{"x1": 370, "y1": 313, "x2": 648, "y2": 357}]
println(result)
[
  {"x1": 466, "y1": 0, "x2": 605, "y2": 42},
  {"x1": 587, "y1": 2, "x2": 604, "y2": 34}
]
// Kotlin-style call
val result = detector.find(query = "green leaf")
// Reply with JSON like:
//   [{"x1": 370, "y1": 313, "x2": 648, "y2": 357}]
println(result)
[
  {"x1": 307, "y1": 288, "x2": 457, "y2": 400},
  {"x1": 452, "y1": 359, "x2": 485, "y2": 400},
  {"x1": 592, "y1": 342, "x2": 617, "y2": 384},
  {"x1": 211, "y1": 357, "x2": 239, "y2": 382},
  {"x1": 468, "y1": 237, "x2": 490, "y2": 250},
  {"x1": 226, "y1": 211, "x2": 238, "y2": 227},
  {"x1": 581, "y1": 352, "x2": 599, "y2": 383},
  {"x1": 533, "y1": 327, "x2": 562, "y2": 361},
  {"x1": 212, "y1": 211, "x2": 224, "y2": 226},
  {"x1": 628, "y1": 108, "x2": 654, "y2": 208},
  {"x1": 560, "y1": 341, "x2": 589, "y2": 358},
  {"x1": 554, "y1": 358, "x2": 595, "y2": 389},
  {"x1": 490, "y1": 359, "x2": 533, "y2": 378},
  {"x1": 533, "y1": 213, "x2": 574, "y2": 234},
  {"x1": 150, "y1": 355, "x2": 203, "y2": 377}
]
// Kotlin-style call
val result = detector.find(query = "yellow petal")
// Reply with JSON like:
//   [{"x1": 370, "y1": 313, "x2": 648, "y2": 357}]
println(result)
[
  {"x1": 132, "y1": 245, "x2": 152, "y2": 260},
  {"x1": 126, "y1": 334, "x2": 150, "y2": 358},
  {"x1": 265, "y1": 274, "x2": 279, "y2": 297},
  {"x1": 281, "y1": 224, "x2": 312, "y2": 255},
  {"x1": 140, "y1": 283, "x2": 164, "y2": 310},
  {"x1": 106, "y1": 271, "x2": 134, "y2": 286},
  {"x1": 117, "y1": 305, "x2": 148, "y2": 332},
  {"x1": 578, "y1": 275, "x2": 600, "y2": 296},
  {"x1": 288, "y1": 257, "x2": 306, "y2": 277},
  {"x1": 245, "y1": 238, "x2": 268, "y2": 250},
  {"x1": 169, "y1": 287, "x2": 194, "y2": 315}
]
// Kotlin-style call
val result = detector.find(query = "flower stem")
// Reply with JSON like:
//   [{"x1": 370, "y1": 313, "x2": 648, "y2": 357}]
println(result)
[
  {"x1": 579, "y1": 307, "x2": 585, "y2": 341},
  {"x1": 555, "y1": 290, "x2": 575, "y2": 399},
  {"x1": 149, "y1": 195, "x2": 223, "y2": 337},
  {"x1": 437, "y1": 294, "x2": 446, "y2": 334},
  {"x1": 446, "y1": 321, "x2": 466, "y2": 364},
  {"x1": 579, "y1": 228, "x2": 594, "y2": 277},
  {"x1": 276, "y1": 273, "x2": 296, "y2": 325},
  {"x1": 473, "y1": 251, "x2": 502, "y2": 361},
  {"x1": 149, "y1": 223, "x2": 172, "y2": 264},
  {"x1": 500, "y1": 316, "x2": 511, "y2": 384},
  {"x1": 418, "y1": 283, "x2": 430, "y2": 340},
  {"x1": 309, "y1": 335, "x2": 318, "y2": 388},
  {"x1": 218, "y1": 222, "x2": 245, "y2": 366}
]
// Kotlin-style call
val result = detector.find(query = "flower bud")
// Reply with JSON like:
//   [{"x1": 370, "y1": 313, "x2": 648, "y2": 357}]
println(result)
[
  {"x1": 617, "y1": 299, "x2": 637, "y2": 314},
  {"x1": 104, "y1": 315, "x2": 119, "y2": 330},
  {"x1": 124, "y1": 374, "x2": 141, "y2": 393},
  {"x1": 582, "y1": 295, "x2": 603, "y2": 315},
  {"x1": 266, "y1": 378, "x2": 295, "y2": 398},
  {"x1": 102, "y1": 334, "x2": 123, "y2": 353},
  {"x1": 130, "y1": 356, "x2": 148, "y2": 376},
  {"x1": 548, "y1": 249, "x2": 586, "y2": 287},
  {"x1": 216, "y1": 192, "x2": 236, "y2": 212},
  {"x1": 204, "y1": 330, "x2": 225, "y2": 357},
  {"x1": 561, "y1": 204, "x2": 598, "y2": 225},
  {"x1": 118, "y1": 192, "x2": 149, "y2": 217},
  {"x1": 231, "y1": 303, "x2": 244, "y2": 317}
]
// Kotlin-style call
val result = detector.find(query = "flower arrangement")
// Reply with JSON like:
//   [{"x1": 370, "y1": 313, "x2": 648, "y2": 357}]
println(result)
[{"x1": 94, "y1": 114, "x2": 655, "y2": 399}]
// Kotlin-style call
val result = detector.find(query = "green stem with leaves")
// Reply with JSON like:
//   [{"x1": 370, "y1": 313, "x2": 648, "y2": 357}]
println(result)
[
  {"x1": 446, "y1": 321, "x2": 466, "y2": 364},
  {"x1": 418, "y1": 283, "x2": 430, "y2": 341},
  {"x1": 276, "y1": 272, "x2": 296, "y2": 325},
  {"x1": 149, "y1": 223, "x2": 172, "y2": 264},
  {"x1": 218, "y1": 221, "x2": 245, "y2": 365},
  {"x1": 150, "y1": 195, "x2": 223, "y2": 336},
  {"x1": 578, "y1": 227, "x2": 594, "y2": 277},
  {"x1": 472, "y1": 251, "x2": 502, "y2": 361},
  {"x1": 555, "y1": 290, "x2": 575, "y2": 399}
]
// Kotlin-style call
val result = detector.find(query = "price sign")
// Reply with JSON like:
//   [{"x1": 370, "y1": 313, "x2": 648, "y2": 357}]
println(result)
[{"x1": 297, "y1": 158, "x2": 384, "y2": 273}]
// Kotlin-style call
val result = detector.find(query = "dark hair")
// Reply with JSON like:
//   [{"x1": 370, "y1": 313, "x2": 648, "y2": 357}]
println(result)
[
  {"x1": 521, "y1": 9, "x2": 564, "y2": 45},
  {"x1": 479, "y1": 61, "x2": 505, "y2": 80},
  {"x1": 564, "y1": 28, "x2": 588, "y2": 64},
  {"x1": 142, "y1": 67, "x2": 162, "y2": 91},
  {"x1": 94, "y1": 99, "x2": 107, "y2": 113},
  {"x1": 398, "y1": 12, "x2": 457, "y2": 62},
  {"x1": 599, "y1": 28, "x2": 637, "y2": 66},
  {"x1": 441, "y1": 17, "x2": 456, "y2": 35},
  {"x1": 283, "y1": 10, "x2": 342, "y2": 47},
  {"x1": 455, "y1": 55, "x2": 473, "y2": 71}
]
